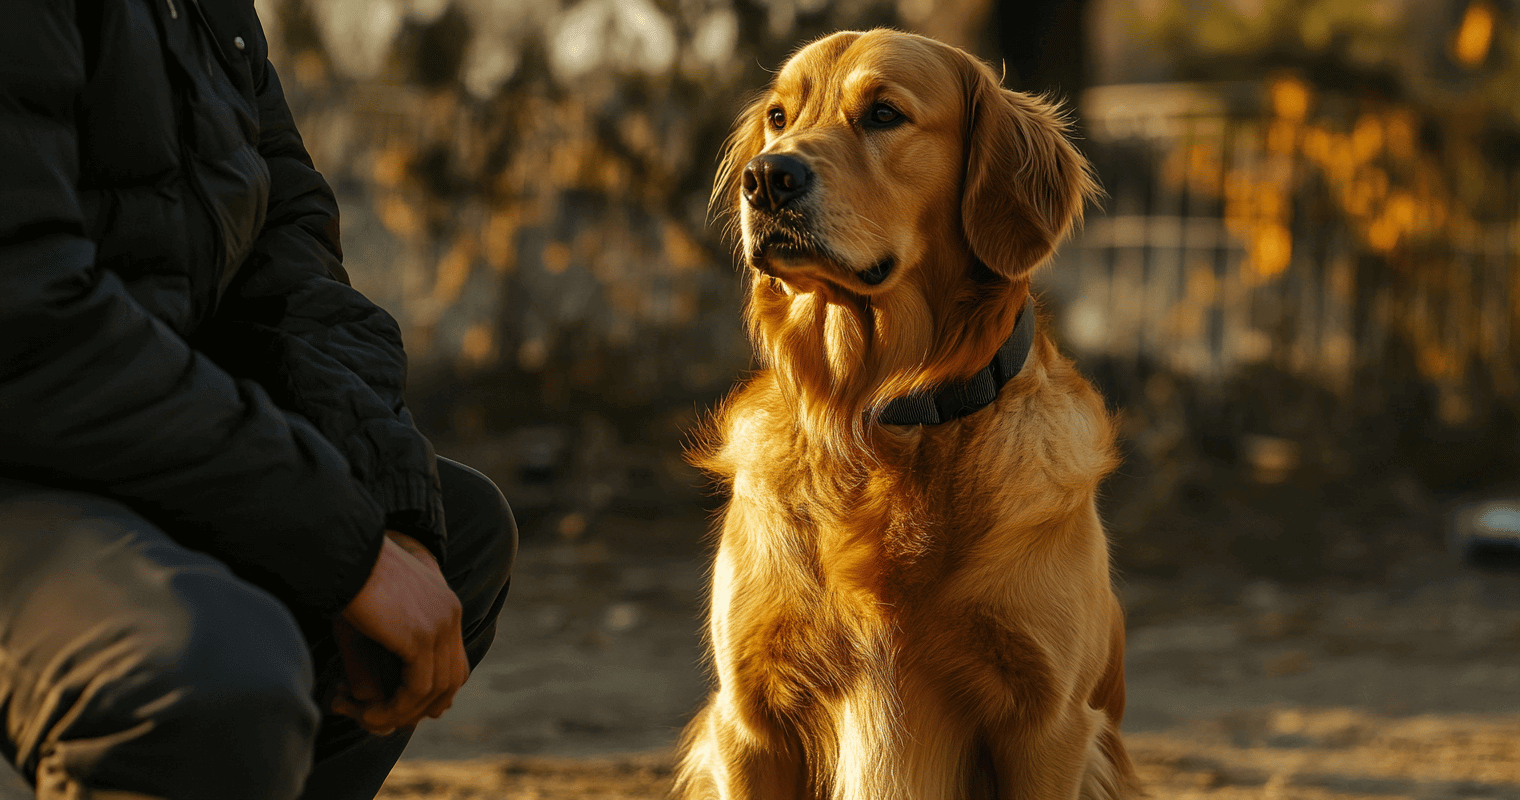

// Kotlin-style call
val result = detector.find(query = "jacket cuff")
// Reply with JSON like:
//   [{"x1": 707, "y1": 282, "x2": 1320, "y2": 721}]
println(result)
[
  {"x1": 369, "y1": 469, "x2": 447, "y2": 562},
  {"x1": 326, "y1": 521, "x2": 389, "y2": 616}
]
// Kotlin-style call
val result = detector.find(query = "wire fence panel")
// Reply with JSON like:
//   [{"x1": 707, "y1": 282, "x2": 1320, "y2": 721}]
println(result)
[{"x1": 1046, "y1": 81, "x2": 1520, "y2": 437}]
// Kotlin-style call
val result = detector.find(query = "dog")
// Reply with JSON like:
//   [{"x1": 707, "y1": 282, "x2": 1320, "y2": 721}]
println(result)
[{"x1": 675, "y1": 29, "x2": 1139, "y2": 800}]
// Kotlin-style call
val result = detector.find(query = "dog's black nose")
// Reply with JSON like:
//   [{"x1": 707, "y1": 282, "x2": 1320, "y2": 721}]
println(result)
[{"x1": 743, "y1": 154, "x2": 811, "y2": 211}]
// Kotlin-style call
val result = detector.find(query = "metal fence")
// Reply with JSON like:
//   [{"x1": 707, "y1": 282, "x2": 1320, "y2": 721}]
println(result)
[{"x1": 1045, "y1": 81, "x2": 1520, "y2": 434}]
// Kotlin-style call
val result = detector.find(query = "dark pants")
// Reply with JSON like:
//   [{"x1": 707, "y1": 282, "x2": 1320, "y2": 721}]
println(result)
[{"x1": 0, "y1": 458, "x2": 516, "y2": 800}]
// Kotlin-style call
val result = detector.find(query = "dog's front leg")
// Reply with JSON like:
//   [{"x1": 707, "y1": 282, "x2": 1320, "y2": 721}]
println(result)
[
  {"x1": 983, "y1": 704, "x2": 1125, "y2": 800},
  {"x1": 675, "y1": 696, "x2": 808, "y2": 800},
  {"x1": 677, "y1": 520, "x2": 813, "y2": 800}
]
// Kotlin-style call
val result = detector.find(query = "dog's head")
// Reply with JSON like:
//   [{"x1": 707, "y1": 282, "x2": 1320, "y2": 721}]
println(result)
[{"x1": 716, "y1": 29, "x2": 1098, "y2": 450}]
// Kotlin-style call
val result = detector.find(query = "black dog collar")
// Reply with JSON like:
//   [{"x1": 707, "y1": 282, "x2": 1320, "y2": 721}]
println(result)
[{"x1": 877, "y1": 295, "x2": 1036, "y2": 426}]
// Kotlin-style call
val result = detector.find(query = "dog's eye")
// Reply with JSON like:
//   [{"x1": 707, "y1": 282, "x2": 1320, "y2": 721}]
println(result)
[
  {"x1": 866, "y1": 103, "x2": 903, "y2": 127},
  {"x1": 768, "y1": 107, "x2": 787, "y2": 130}
]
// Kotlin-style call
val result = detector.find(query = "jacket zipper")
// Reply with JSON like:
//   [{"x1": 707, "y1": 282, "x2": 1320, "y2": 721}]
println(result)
[{"x1": 165, "y1": 0, "x2": 178, "y2": 19}]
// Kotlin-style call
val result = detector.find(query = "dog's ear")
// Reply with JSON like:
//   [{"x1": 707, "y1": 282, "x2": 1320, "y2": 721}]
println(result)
[
  {"x1": 960, "y1": 65, "x2": 1099, "y2": 280},
  {"x1": 712, "y1": 96, "x2": 771, "y2": 227}
]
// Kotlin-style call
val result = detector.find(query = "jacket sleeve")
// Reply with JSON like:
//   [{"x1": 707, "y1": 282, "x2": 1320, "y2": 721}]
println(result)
[
  {"x1": 195, "y1": 9, "x2": 447, "y2": 560},
  {"x1": 0, "y1": 0, "x2": 384, "y2": 617}
]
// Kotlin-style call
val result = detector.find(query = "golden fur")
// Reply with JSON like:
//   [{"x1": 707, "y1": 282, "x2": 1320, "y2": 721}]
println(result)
[{"x1": 675, "y1": 29, "x2": 1140, "y2": 800}]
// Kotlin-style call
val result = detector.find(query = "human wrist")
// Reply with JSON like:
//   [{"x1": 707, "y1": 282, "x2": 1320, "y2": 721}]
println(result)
[{"x1": 384, "y1": 528, "x2": 438, "y2": 568}]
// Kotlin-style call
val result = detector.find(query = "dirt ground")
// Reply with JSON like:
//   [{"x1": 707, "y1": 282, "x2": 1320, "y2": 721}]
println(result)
[
  {"x1": 2, "y1": 514, "x2": 1517, "y2": 799},
  {"x1": 375, "y1": 509, "x2": 1520, "y2": 800}
]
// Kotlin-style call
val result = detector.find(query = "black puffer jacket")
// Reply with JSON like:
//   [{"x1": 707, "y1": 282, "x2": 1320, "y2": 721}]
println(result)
[{"x1": 0, "y1": 0, "x2": 444, "y2": 616}]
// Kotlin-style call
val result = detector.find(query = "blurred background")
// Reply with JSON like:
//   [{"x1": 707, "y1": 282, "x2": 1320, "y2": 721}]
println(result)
[
  {"x1": 246, "y1": 0, "x2": 1520, "y2": 578},
  {"x1": 261, "y1": 0, "x2": 1520, "y2": 795}
]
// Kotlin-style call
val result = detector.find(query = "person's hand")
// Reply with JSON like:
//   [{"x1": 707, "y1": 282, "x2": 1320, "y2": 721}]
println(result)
[{"x1": 332, "y1": 530, "x2": 467, "y2": 735}]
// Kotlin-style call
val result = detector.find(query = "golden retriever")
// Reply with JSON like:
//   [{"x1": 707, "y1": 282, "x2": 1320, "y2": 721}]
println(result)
[{"x1": 675, "y1": 29, "x2": 1139, "y2": 800}]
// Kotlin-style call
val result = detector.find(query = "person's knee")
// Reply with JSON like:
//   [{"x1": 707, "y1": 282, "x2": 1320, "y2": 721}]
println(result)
[
  {"x1": 437, "y1": 459, "x2": 517, "y2": 658},
  {"x1": 440, "y1": 459, "x2": 518, "y2": 591},
  {"x1": 0, "y1": 489, "x2": 321, "y2": 798},
  {"x1": 83, "y1": 571, "x2": 321, "y2": 798},
  {"x1": 471, "y1": 477, "x2": 518, "y2": 591},
  {"x1": 155, "y1": 569, "x2": 319, "y2": 718}
]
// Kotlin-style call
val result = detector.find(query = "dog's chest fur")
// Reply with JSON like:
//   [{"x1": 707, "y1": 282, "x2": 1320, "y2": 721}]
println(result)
[
  {"x1": 722, "y1": 381, "x2": 970, "y2": 594},
  {"x1": 698, "y1": 351, "x2": 1120, "y2": 721}
]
